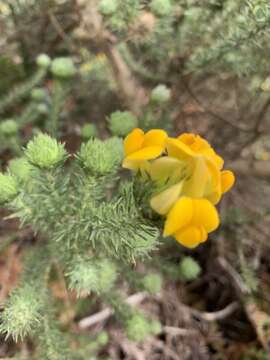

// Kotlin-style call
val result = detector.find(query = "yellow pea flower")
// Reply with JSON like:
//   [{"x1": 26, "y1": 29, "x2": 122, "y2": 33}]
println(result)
[
  {"x1": 122, "y1": 128, "x2": 168, "y2": 171},
  {"x1": 163, "y1": 197, "x2": 220, "y2": 248}
]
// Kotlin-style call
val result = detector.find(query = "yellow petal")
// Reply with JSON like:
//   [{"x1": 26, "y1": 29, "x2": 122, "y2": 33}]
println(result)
[
  {"x1": 124, "y1": 128, "x2": 144, "y2": 156},
  {"x1": 166, "y1": 138, "x2": 195, "y2": 160},
  {"x1": 143, "y1": 129, "x2": 167, "y2": 148},
  {"x1": 163, "y1": 197, "x2": 193, "y2": 236},
  {"x1": 192, "y1": 198, "x2": 219, "y2": 233},
  {"x1": 126, "y1": 146, "x2": 164, "y2": 161},
  {"x1": 199, "y1": 226, "x2": 208, "y2": 243},
  {"x1": 182, "y1": 157, "x2": 208, "y2": 198},
  {"x1": 221, "y1": 170, "x2": 235, "y2": 193},
  {"x1": 149, "y1": 156, "x2": 184, "y2": 184},
  {"x1": 150, "y1": 182, "x2": 184, "y2": 215},
  {"x1": 206, "y1": 189, "x2": 222, "y2": 205},
  {"x1": 174, "y1": 225, "x2": 202, "y2": 248},
  {"x1": 178, "y1": 133, "x2": 211, "y2": 153}
]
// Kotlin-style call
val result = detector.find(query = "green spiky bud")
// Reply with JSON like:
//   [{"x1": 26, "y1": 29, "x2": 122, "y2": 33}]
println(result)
[
  {"x1": 77, "y1": 137, "x2": 123, "y2": 176},
  {"x1": 81, "y1": 123, "x2": 98, "y2": 139},
  {"x1": 150, "y1": 0, "x2": 172, "y2": 16},
  {"x1": 149, "y1": 319, "x2": 162, "y2": 335},
  {"x1": 25, "y1": 133, "x2": 67, "y2": 169},
  {"x1": 96, "y1": 331, "x2": 109, "y2": 346},
  {"x1": 68, "y1": 260, "x2": 99, "y2": 296},
  {"x1": 31, "y1": 87, "x2": 48, "y2": 101},
  {"x1": 142, "y1": 273, "x2": 162, "y2": 294},
  {"x1": 51, "y1": 57, "x2": 76, "y2": 78},
  {"x1": 0, "y1": 119, "x2": 19, "y2": 136},
  {"x1": 97, "y1": 259, "x2": 117, "y2": 292},
  {"x1": 108, "y1": 111, "x2": 138, "y2": 137},
  {"x1": 0, "y1": 173, "x2": 18, "y2": 204},
  {"x1": 99, "y1": 0, "x2": 118, "y2": 15},
  {"x1": 36, "y1": 103, "x2": 49, "y2": 115},
  {"x1": 0, "y1": 284, "x2": 44, "y2": 341},
  {"x1": 150, "y1": 84, "x2": 171, "y2": 103},
  {"x1": 125, "y1": 313, "x2": 150, "y2": 342},
  {"x1": 8, "y1": 158, "x2": 33, "y2": 182},
  {"x1": 36, "y1": 54, "x2": 51, "y2": 69},
  {"x1": 179, "y1": 256, "x2": 201, "y2": 281}
]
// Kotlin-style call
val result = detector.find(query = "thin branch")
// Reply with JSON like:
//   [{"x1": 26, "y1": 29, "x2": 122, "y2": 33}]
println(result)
[{"x1": 78, "y1": 292, "x2": 147, "y2": 329}]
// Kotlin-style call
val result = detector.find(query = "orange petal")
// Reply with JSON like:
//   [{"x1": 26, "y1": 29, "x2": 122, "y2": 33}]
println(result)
[
  {"x1": 192, "y1": 198, "x2": 220, "y2": 233},
  {"x1": 163, "y1": 197, "x2": 193, "y2": 236},
  {"x1": 221, "y1": 170, "x2": 235, "y2": 193},
  {"x1": 124, "y1": 128, "x2": 144, "y2": 156},
  {"x1": 174, "y1": 226, "x2": 202, "y2": 248}
]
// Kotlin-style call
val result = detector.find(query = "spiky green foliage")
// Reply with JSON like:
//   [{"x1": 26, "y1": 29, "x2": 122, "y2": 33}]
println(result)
[
  {"x1": 68, "y1": 257, "x2": 117, "y2": 295},
  {"x1": 150, "y1": 0, "x2": 172, "y2": 17},
  {"x1": 8, "y1": 157, "x2": 33, "y2": 182},
  {"x1": 108, "y1": 111, "x2": 138, "y2": 137},
  {"x1": 0, "y1": 173, "x2": 18, "y2": 204},
  {"x1": 0, "y1": 119, "x2": 19, "y2": 136},
  {"x1": 25, "y1": 133, "x2": 68, "y2": 169},
  {"x1": 125, "y1": 312, "x2": 162, "y2": 342}
]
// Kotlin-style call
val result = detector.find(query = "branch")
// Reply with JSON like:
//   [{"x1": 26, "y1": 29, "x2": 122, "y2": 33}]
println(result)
[
  {"x1": 78, "y1": 292, "x2": 147, "y2": 329},
  {"x1": 75, "y1": 0, "x2": 146, "y2": 116}
]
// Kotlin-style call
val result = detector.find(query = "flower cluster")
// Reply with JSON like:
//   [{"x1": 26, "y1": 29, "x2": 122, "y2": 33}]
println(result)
[{"x1": 122, "y1": 128, "x2": 235, "y2": 248}]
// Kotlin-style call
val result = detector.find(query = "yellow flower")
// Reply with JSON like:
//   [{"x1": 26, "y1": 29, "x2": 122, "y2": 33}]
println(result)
[
  {"x1": 122, "y1": 128, "x2": 168, "y2": 170},
  {"x1": 163, "y1": 197, "x2": 220, "y2": 248},
  {"x1": 150, "y1": 134, "x2": 235, "y2": 215}
]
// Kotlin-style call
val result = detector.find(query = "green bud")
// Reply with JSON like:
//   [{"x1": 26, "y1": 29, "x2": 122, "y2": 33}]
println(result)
[
  {"x1": 150, "y1": 84, "x2": 171, "y2": 103},
  {"x1": 0, "y1": 173, "x2": 18, "y2": 204},
  {"x1": 142, "y1": 273, "x2": 162, "y2": 294},
  {"x1": 99, "y1": 0, "x2": 118, "y2": 15},
  {"x1": 149, "y1": 319, "x2": 162, "y2": 335},
  {"x1": 125, "y1": 313, "x2": 150, "y2": 342},
  {"x1": 81, "y1": 123, "x2": 98, "y2": 139},
  {"x1": 108, "y1": 111, "x2": 138, "y2": 137},
  {"x1": 150, "y1": 0, "x2": 172, "y2": 16},
  {"x1": 97, "y1": 259, "x2": 117, "y2": 292},
  {"x1": 77, "y1": 137, "x2": 123, "y2": 176},
  {"x1": 36, "y1": 54, "x2": 51, "y2": 69},
  {"x1": 31, "y1": 87, "x2": 48, "y2": 101},
  {"x1": 0, "y1": 119, "x2": 19, "y2": 136},
  {"x1": 51, "y1": 57, "x2": 76, "y2": 79},
  {"x1": 8, "y1": 157, "x2": 33, "y2": 182},
  {"x1": 36, "y1": 103, "x2": 49, "y2": 115},
  {"x1": 179, "y1": 256, "x2": 201, "y2": 281},
  {"x1": 96, "y1": 332, "x2": 109, "y2": 346},
  {"x1": 25, "y1": 133, "x2": 67, "y2": 169}
]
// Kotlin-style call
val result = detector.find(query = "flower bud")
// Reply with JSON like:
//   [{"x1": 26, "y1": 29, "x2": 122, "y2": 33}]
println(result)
[
  {"x1": 150, "y1": 0, "x2": 172, "y2": 16},
  {"x1": 0, "y1": 119, "x2": 19, "y2": 136},
  {"x1": 36, "y1": 54, "x2": 51, "y2": 69},
  {"x1": 142, "y1": 273, "x2": 162, "y2": 294},
  {"x1": 125, "y1": 313, "x2": 150, "y2": 342},
  {"x1": 36, "y1": 103, "x2": 49, "y2": 115},
  {"x1": 8, "y1": 158, "x2": 33, "y2": 182},
  {"x1": 108, "y1": 111, "x2": 138, "y2": 137},
  {"x1": 25, "y1": 133, "x2": 67, "y2": 169},
  {"x1": 51, "y1": 57, "x2": 76, "y2": 79},
  {"x1": 81, "y1": 123, "x2": 98, "y2": 139},
  {"x1": 77, "y1": 137, "x2": 123, "y2": 175},
  {"x1": 96, "y1": 259, "x2": 117, "y2": 292},
  {"x1": 179, "y1": 256, "x2": 201, "y2": 281},
  {"x1": 150, "y1": 84, "x2": 171, "y2": 103},
  {"x1": 99, "y1": 0, "x2": 118, "y2": 15},
  {"x1": 31, "y1": 88, "x2": 48, "y2": 102},
  {"x1": 0, "y1": 173, "x2": 18, "y2": 204}
]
